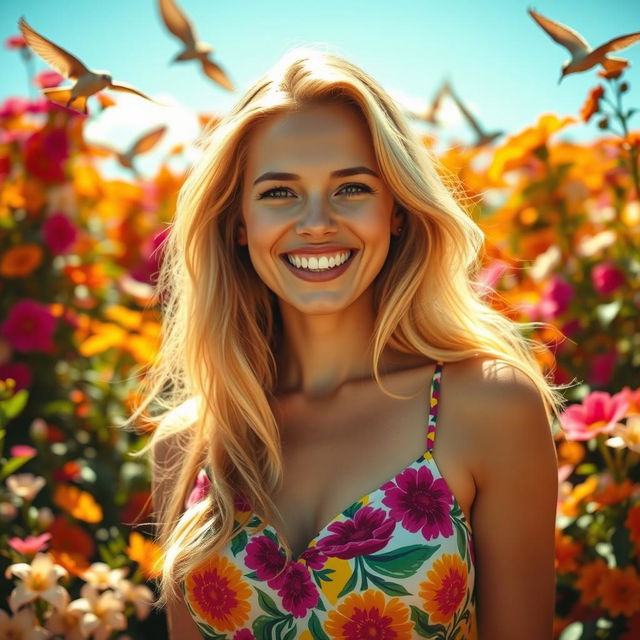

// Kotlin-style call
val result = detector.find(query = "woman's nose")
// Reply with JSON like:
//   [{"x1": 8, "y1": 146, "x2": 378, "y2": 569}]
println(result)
[{"x1": 295, "y1": 200, "x2": 338, "y2": 234}]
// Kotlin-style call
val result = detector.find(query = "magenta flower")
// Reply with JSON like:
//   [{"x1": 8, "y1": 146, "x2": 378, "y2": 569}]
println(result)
[
  {"x1": 43, "y1": 212, "x2": 78, "y2": 255},
  {"x1": 184, "y1": 468, "x2": 211, "y2": 509},
  {"x1": 232, "y1": 630, "x2": 255, "y2": 640},
  {"x1": 35, "y1": 70, "x2": 64, "y2": 89},
  {"x1": 382, "y1": 465, "x2": 454, "y2": 541},
  {"x1": 591, "y1": 262, "x2": 625, "y2": 295},
  {"x1": 315, "y1": 505, "x2": 395, "y2": 560},
  {"x1": 267, "y1": 561, "x2": 319, "y2": 618},
  {"x1": 0, "y1": 361, "x2": 33, "y2": 390},
  {"x1": 0, "y1": 96, "x2": 30, "y2": 118},
  {"x1": 588, "y1": 351, "x2": 618, "y2": 388},
  {"x1": 8, "y1": 533, "x2": 52, "y2": 555},
  {"x1": 560, "y1": 390, "x2": 630, "y2": 441},
  {"x1": 245, "y1": 535, "x2": 286, "y2": 580},
  {"x1": 1, "y1": 299, "x2": 56, "y2": 353},
  {"x1": 24, "y1": 127, "x2": 69, "y2": 184},
  {"x1": 4, "y1": 35, "x2": 26, "y2": 49},
  {"x1": 539, "y1": 274, "x2": 574, "y2": 320},
  {"x1": 298, "y1": 545, "x2": 326, "y2": 569}
]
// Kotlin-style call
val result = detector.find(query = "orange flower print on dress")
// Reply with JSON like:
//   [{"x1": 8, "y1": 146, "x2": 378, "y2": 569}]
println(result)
[
  {"x1": 419, "y1": 553, "x2": 468, "y2": 626},
  {"x1": 324, "y1": 590, "x2": 413, "y2": 639},
  {"x1": 184, "y1": 553, "x2": 253, "y2": 632}
]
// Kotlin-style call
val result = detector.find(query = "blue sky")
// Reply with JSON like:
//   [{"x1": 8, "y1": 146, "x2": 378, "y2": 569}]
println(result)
[{"x1": 1, "y1": 0, "x2": 639, "y2": 180}]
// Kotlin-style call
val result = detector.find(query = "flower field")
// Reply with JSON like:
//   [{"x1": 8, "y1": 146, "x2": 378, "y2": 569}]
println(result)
[{"x1": 1, "y1": 33, "x2": 640, "y2": 640}]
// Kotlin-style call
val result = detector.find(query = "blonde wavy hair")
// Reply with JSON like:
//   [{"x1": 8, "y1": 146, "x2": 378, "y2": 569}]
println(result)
[{"x1": 125, "y1": 45, "x2": 574, "y2": 609}]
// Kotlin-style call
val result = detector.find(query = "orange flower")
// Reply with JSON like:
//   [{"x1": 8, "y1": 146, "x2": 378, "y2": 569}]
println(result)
[
  {"x1": 560, "y1": 475, "x2": 599, "y2": 518},
  {"x1": 48, "y1": 515, "x2": 94, "y2": 577},
  {"x1": 580, "y1": 86, "x2": 605, "y2": 123},
  {"x1": 0, "y1": 244, "x2": 43, "y2": 277},
  {"x1": 325, "y1": 590, "x2": 413, "y2": 639},
  {"x1": 183, "y1": 552, "x2": 252, "y2": 632},
  {"x1": 53, "y1": 484, "x2": 103, "y2": 523},
  {"x1": 625, "y1": 504, "x2": 640, "y2": 546},
  {"x1": 555, "y1": 532, "x2": 582, "y2": 573},
  {"x1": 557, "y1": 440, "x2": 585, "y2": 467},
  {"x1": 593, "y1": 478, "x2": 634, "y2": 506},
  {"x1": 598, "y1": 565, "x2": 640, "y2": 618},
  {"x1": 419, "y1": 553, "x2": 469, "y2": 625},
  {"x1": 78, "y1": 322, "x2": 128, "y2": 357},
  {"x1": 574, "y1": 557, "x2": 609, "y2": 604},
  {"x1": 125, "y1": 531, "x2": 164, "y2": 580}
]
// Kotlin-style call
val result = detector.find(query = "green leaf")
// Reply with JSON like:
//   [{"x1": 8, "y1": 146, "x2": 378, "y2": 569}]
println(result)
[
  {"x1": 363, "y1": 544, "x2": 438, "y2": 578},
  {"x1": 256, "y1": 587, "x2": 284, "y2": 617},
  {"x1": 231, "y1": 529, "x2": 248, "y2": 556},
  {"x1": 336, "y1": 566, "x2": 359, "y2": 599},
  {"x1": 365, "y1": 571, "x2": 412, "y2": 597},
  {"x1": 1, "y1": 389, "x2": 29, "y2": 420},
  {"x1": 0, "y1": 456, "x2": 33, "y2": 480},
  {"x1": 41, "y1": 399, "x2": 74, "y2": 417},
  {"x1": 308, "y1": 611, "x2": 331, "y2": 640},
  {"x1": 409, "y1": 605, "x2": 447, "y2": 639}
]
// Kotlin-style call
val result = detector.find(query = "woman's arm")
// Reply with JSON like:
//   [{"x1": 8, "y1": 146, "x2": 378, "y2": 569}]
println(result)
[
  {"x1": 151, "y1": 433, "x2": 204, "y2": 640},
  {"x1": 468, "y1": 360, "x2": 559, "y2": 639}
]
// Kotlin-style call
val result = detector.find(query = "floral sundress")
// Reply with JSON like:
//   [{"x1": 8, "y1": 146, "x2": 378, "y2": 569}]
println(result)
[{"x1": 181, "y1": 360, "x2": 477, "y2": 639}]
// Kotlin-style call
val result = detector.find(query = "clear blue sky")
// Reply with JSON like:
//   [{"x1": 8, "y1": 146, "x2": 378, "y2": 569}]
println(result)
[{"x1": 1, "y1": 0, "x2": 639, "y2": 179}]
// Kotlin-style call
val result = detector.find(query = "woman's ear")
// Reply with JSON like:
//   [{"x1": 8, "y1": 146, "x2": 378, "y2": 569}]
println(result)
[{"x1": 391, "y1": 204, "x2": 406, "y2": 235}]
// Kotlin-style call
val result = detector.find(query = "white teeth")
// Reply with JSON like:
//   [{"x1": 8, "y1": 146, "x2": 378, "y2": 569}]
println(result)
[{"x1": 286, "y1": 250, "x2": 352, "y2": 271}]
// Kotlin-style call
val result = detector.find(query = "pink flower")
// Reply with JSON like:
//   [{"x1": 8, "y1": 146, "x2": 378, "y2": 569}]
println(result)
[
  {"x1": 8, "y1": 533, "x2": 52, "y2": 556},
  {"x1": 592, "y1": 262, "x2": 625, "y2": 295},
  {"x1": 43, "y1": 212, "x2": 78, "y2": 255},
  {"x1": 0, "y1": 96, "x2": 31, "y2": 118},
  {"x1": 34, "y1": 70, "x2": 64, "y2": 89},
  {"x1": 0, "y1": 361, "x2": 33, "y2": 390},
  {"x1": 382, "y1": 465, "x2": 455, "y2": 541},
  {"x1": 184, "y1": 467, "x2": 211, "y2": 509},
  {"x1": 0, "y1": 299, "x2": 57, "y2": 353},
  {"x1": 10, "y1": 445, "x2": 36, "y2": 459},
  {"x1": 244, "y1": 535, "x2": 286, "y2": 580},
  {"x1": 24, "y1": 127, "x2": 69, "y2": 184},
  {"x1": 539, "y1": 274, "x2": 574, "y2": 320},
  {"x1": 233, "y1": 630, "x2": 255, "y2": 640},
  {"x1": 560, "y1": 390, "x2": 629, "y2": 441},
  {"x1": 269, "y1": 560, "x2": 319, "y2": 618},
  {"x1": 315, "y1": 505, "x2": 395, "y2": 559},
  {"x1": 4, "y1": 35, "x2": 26, "y2": 50}
]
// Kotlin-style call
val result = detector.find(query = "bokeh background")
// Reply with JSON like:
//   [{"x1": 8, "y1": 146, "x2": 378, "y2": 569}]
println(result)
[{"x1": 1, "y1": 0, "x2": 639, "y2": 638}]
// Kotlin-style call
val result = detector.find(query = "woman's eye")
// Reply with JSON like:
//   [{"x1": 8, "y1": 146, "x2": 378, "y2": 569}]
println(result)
[{"x1": 257, "y1": 183, "x2": 373, "y2": 200}]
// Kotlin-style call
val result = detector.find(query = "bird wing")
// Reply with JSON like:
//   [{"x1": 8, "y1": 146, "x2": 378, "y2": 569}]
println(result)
[
  {"x1": 158, "y1": 0, "x2": 197, "y2": 47},
  {"x1": 200, "y1": 57, "x2": 234, "y2": 91},
  {"x1": 128, "y1": 125, "x2": 168, "y2": 155},
  {"x1": 527, "y1": 8, "x2": 590, "y2": 55},
  {"x1": 109, "y1": 81, "x2": 168, "y2": 105},
  {"x1": 447, "y1": 85, "x2": 484, "y2": 137},
  {"x1": 591, "y1": 32, "x2": 640, "y2": 56},
  {"x1": 18, "y1": 16, "x2": 89, "y2": 80}
]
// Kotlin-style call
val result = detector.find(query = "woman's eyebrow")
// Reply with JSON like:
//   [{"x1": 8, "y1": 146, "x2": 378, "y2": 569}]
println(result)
[{"x1": 252, "y1": 166, "x2": 379, "y2": 186}]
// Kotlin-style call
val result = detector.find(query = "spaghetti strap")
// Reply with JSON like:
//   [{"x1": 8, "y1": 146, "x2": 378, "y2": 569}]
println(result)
[{"x1": 425, "y1": 360, "x2": 444, "y2": 454}]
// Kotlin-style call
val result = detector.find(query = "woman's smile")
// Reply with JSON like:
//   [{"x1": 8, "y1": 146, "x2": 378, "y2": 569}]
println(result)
[{"x1": 279, "y1": 248, "x2": 359, "y2": 282}]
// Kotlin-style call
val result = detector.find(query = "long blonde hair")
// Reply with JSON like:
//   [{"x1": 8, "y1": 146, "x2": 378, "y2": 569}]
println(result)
[{"x1": 124, "y1": 45, "x2": 574, "y2": 609}]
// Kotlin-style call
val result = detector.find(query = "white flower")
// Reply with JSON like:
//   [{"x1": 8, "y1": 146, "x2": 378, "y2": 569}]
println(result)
[
  {"x1": 114, "y1": 579, "x2": 155, "y2": 620},
  {"x1": 5, "y1": 552, "x2": 69, "y2": 613},
  {"x1": 6, "y1": 473, "x2": 46, "y2": 502},
  {"x1": 80, "y1": 562, "x2": 129, "y2": 591},
  {"x1": 43, "y1": 589, "x2": 97, "y2": 640},
  {"x1": 67, "y1": 583, "x2": 126, "y2": 640},
  {"x1": 605, "y1": 415, "x2": 640, "y2": 453},
  {"x1": 0, "y1": 604, "x2": 51, "y2": 639}
]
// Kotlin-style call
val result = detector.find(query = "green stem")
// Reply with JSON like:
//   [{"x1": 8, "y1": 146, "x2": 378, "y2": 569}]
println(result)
[{"x1": 597, "y1": 434, "x2": 621, "y2": 483}]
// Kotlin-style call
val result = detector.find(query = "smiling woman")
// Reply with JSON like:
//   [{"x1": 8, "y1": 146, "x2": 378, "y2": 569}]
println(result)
[{"x1": 123, "y1": 46, "x2": 570, "y2": 640}]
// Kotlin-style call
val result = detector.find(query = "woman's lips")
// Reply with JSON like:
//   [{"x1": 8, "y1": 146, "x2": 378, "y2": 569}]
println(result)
[{"x1": 279, "y1": 250, "x2": 358, "y2": 282}]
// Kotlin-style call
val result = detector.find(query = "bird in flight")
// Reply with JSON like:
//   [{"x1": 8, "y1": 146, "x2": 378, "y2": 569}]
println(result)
[
  {"x1": 90, "y1": 125, "x2": 168, "y2": 177},
  {"x1": 408, "y1": 79, "x2": 450, "y2": 126},
  {"x1": 157, "y1": 0, "x2": 234, "y2": 91},
  {"x1": 18, "y1": 16, "x2": 165, "y2": 115},
  {"x1": 528, "y1": 8, "x2": 640, "y2": 83},
  {"x1": 445, "y1": 81, "x2": 504, "y2": 148}
]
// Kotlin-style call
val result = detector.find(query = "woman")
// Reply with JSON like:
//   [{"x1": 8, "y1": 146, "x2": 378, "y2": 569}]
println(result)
[{"x1": 129, "y1": 47, "x2": 568, "y2": 639}]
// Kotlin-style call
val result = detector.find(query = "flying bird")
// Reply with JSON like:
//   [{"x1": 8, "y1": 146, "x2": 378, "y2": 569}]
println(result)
[
  {"x1": 407, "y1": 79, "x2": 450, "y2": 126},
  {"x1": 89, "y1": 125, "x2": 168, "y2": 176},
  {"x1": 158, "y1": 0, "x2": 234, "y2": 91},
  {"x1": 18, "y1": 16, "x2": 166, "y2": 115},
  {"x1": 528, "y1": 8, "x2": 640, "y2": 83},
  {"x1": 445, "y1": 82, "x2": 504, "y2": 148}
]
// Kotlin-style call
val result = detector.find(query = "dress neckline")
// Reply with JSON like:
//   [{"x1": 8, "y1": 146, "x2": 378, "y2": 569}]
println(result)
[{"x1": 249, "y1": 360, "x2": 446, "y2": 563}]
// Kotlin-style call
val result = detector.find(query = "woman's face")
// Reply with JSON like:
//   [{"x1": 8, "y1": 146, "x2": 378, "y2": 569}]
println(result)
[{"x1": 239, "y1": 102, "x2": 402, "y2": 314}]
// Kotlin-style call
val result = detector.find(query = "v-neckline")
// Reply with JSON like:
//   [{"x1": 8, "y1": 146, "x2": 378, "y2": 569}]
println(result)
[{"x1": 256, "y1": 449, "x2": 432, "y2": 563}]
